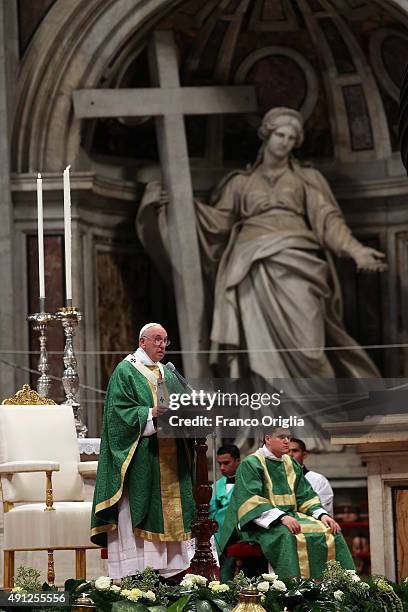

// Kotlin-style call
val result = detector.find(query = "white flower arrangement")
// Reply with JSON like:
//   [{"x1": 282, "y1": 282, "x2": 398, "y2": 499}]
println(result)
[
  {"x1": 333, "y1": 590, "x2": 344, "y2": 601},
  {"x1": 94, "y1": 576, "x2": 112, "y2": 590},
  {"x1": 144, "y1": 589, "x2": 156, "y2": 601},
  {"x1": 346, "y1": 569, "x2": 361, "y2": 582},
  {"x1": 110, "y1": 584, "x2": 121, "y2": 593},
  {"x1": 261, "y1": 573, "x2": 278, "y2": 582},
  {"x1": 208, "y1": 581, "x2": 230, "y2": 593},
  {"x1": 256, "y1": 581, "x2": 270, "y2": 593},
  {"x1": 180, "y1": 574, "x2": 208, "y2": 589},
  {"x1": 271, "y1": 579, "x2": 287, "y2": 592},
  {"x1": 120, "y1": 587, "x2": 156, "y2": 602}
]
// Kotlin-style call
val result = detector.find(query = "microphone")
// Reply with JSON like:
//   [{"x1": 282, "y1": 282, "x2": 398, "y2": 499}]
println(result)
[{"x1": 165, "y1": 362, "x2": 194, "y2": 392}]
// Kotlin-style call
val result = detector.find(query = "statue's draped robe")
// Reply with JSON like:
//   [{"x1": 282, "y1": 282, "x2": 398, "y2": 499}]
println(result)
[
  {"x1": 136, "y1": 162, "x2": 381, "y2": 445},
  {"x1": 91, "y1": 351, "x2": 195, "y2": 577},
  {"x1": 219, "y1": 448, "x2": 354, "y2": 579},
  {"x1": 196, "y1": 162, "x2": 379, "y2": 381}
]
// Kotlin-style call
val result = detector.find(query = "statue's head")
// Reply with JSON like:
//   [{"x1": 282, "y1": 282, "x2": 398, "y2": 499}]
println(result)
[{"x1": 258, "y1": 107, "x2": 304, "y2": 149}]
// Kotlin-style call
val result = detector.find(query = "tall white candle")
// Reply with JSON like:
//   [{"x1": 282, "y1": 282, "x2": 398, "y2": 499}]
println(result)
[
  {"x1": 36, "y1": 173, "x2": 45, "y2": 301},
  {"x1": 63, "y1": 165, "x2": 72, "y2": 303}
]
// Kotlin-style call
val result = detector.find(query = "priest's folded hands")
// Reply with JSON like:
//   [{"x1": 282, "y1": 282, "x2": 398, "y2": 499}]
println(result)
[{"x1": 280, "y1": 514, "x2": 341, "y2": 534}]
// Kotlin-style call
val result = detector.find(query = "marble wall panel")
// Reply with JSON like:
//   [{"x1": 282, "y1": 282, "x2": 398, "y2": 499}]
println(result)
[
  {"x1": 342, "y1": 84, "x2": 374, "y2": 151},
  {"x1": 396, "y1": 232, "x2": 408, "y2": 377},
  {"x1": 27, "y1": 234, "x2": 64, "y2": 401},
  {"x1": 336, "y1": 235, "x2": 384, "y2": 373},
  {"x1": 319, "y1": 17, "x2": 356, "y2": 74},
  {"x1": 96, "y1": 242, "x2": 180, "y2": 391}
]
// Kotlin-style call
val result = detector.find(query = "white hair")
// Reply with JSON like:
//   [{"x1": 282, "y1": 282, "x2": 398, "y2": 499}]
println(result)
[{"x1": 139, "y1": 322, "x2": 162, "y2": 339}]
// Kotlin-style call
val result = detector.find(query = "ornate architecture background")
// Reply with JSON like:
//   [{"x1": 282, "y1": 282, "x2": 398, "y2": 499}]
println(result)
[{"x1": 2, "y1": 0, "x2": 408, "y2": 434}]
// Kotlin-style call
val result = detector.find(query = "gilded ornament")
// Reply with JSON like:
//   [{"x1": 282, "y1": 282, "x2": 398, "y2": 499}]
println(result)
[
  {"x1": 2, "y1": 384, "x2": 56, "y2": 405},
  {"x1": 231, "y1": 587, "x2": 266, "y2": 612},
  {"x1": 71, "y1": 594, "x2": 96, "y2": 611}
]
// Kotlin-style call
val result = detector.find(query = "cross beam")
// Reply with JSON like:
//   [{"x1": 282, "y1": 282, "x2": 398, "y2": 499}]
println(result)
[{"x1": 73, "y1": 30, "x2": 257, "y2": 377}]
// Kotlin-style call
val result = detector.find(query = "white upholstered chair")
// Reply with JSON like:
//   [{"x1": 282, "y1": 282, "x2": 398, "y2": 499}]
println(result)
[{"x1": 0, "y1": 399, "x2": 98, "y2": 588}]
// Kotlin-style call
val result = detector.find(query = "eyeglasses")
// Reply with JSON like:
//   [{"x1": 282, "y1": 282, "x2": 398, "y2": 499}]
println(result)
[{"x1": 142, "y1": 335, "x2": 171, "y2": 347}]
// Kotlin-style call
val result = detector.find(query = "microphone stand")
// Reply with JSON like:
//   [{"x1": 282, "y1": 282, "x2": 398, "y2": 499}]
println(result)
[{"x1": 166, "y1": 363, "x2": 218, "y2": 579}]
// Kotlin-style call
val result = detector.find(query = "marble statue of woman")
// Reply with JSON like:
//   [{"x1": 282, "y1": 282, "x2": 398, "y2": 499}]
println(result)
[
  {"x1": 137, "y1": 107, "x2": 386, "y2": 444},
  {"x1": 195, "y1": 108, "x2": 386, "y2": 378}
]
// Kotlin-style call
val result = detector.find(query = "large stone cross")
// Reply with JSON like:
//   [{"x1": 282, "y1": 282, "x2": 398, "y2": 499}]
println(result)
[{"x1": 73, "y1": 30, "x2": 256, "y2": 377}]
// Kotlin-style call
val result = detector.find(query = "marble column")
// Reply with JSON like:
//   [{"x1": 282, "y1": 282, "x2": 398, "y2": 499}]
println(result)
[{"x1": 0, "y1": 0, "x2": 18, "y2": 398}]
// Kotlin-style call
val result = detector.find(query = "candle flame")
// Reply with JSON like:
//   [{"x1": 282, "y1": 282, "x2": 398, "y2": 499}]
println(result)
[
  {"x1": 64, "y1": 164, "x2": 71, "y2": 172},
  {"x1": 37, "y1": 173, "x2": 41, "y2": 179}
]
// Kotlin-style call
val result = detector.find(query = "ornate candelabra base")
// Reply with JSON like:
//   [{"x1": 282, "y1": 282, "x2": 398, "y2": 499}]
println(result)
[
  {"x1": 55, "y1": 306, "x2": 88, "y2": 438},
  {"x1": 27, "y1": 310, "x2": 55, "y2": 398}
]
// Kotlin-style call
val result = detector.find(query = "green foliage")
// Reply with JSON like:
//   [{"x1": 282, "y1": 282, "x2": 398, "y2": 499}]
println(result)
[
  {"x1": 393, "y1": 579, "x2": 408, "y2": 611},
  {"x1": 112, "y1": 602, "x2": 151, "y2": 612},
  {"x1": 167, "y1": 594, "x2": 192, "y2": 612},
  {"x1": 10, "y1": 563, "x2": 408, "y2": 612},
  {"x1": 13, "y1": 566, "x2": 42, "y2": 592}
]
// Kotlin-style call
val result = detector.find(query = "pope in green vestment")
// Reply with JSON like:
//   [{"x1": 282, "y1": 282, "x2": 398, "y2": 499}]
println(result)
[
  {"x1": 219, "y1": 438, "x2": 354, "y2": 579},
  {"x1": 91, "y1": 339, "x2": 195, "y2": 550}
]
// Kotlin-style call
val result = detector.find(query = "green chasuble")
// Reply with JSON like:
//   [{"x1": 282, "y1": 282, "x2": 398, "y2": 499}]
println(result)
[
  {"x1": 91, "y1": 358, "x2": 195, "y2": 547},
  {"x1": 219, "y1": 451, "x2": 354, "y2": 579}
]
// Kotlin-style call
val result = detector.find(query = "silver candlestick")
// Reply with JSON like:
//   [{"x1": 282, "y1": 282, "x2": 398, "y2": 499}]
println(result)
[
  {"x1": 27, "y1": 302, "x2": 55, "y2": 398},
  {"x1": 55, "y1": 306, "x2": 87, "y2": 438}
]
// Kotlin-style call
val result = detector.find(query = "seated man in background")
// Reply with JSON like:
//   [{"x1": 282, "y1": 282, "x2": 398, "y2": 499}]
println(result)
[
  {"x1": 289, "y1": 437, "x2": 334, "y2": 516},
  {"x1": 219, "y1": 427, "x2": 354, "y2": 579},
  {"x1": 209, "y1": 444, "x2": 241, "y2": 580}
]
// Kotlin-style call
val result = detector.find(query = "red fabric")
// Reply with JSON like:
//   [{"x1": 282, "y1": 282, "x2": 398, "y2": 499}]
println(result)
[
  {"x1": 101, "y1": 547, "x2": 108, "y2": 559},
  {"x1": 226, "y1": 543, "x2": 263, "y2": 557}
]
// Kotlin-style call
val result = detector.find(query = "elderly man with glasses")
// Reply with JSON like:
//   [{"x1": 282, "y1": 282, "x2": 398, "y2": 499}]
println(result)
[{"x1": 91, "y1": 323, "x2": 195, "y2": 579}]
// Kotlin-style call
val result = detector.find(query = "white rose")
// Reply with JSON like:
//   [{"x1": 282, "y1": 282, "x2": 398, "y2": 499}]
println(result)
[
  {"x1": 180, "y1": 576, "x2": 197, "y2": 589},
  {"x1": 95, "y1": 576, "x2": 111, "y2": 590},
  {"x1": 195, "y1": 575, "x2": 208, "y2": 586},
  {"x1": 261, "y1": 573, "x2": 278, "y2": 582},
  {"x1": 144, "y1": 590, "x2": 156, "y2": 602},
  {"x1": 127, "y1": 588, "x2": 143, "y2": 602},
  {"x1": 257, "y1": 581, "x2": 270, "y2": 593},
  {"x1": 209, "y1": 581, "x2": 220, "y2": 589},
  {"x1": 110, "y1": 585, "x2": 121, "y2": 593},
  {"x1": 334, "y1": 590, "x2": 344, "y2": 601},
  {"x1": 213, "y1": 584, "x2": 229, "y2": 592},
  {"x1": 345, "y1": 569, "x2": 360, "y2": 582},
  {"x1": 272, "y1": 580, "x2": 287, "y2": 592}
]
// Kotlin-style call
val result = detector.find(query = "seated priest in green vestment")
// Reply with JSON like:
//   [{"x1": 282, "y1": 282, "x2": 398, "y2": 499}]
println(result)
[
  {"x1": 91, "y1": 323, "x2": 195, "y2": 579},
  {"x1": 209, "y1": 444, "x2": 241, "y2": 580},
  {"x1": 219, "y1": 427, "x2": 354, "y2": 579}
]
